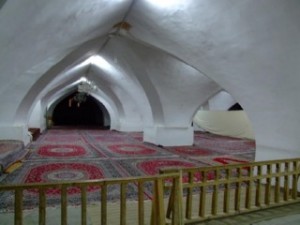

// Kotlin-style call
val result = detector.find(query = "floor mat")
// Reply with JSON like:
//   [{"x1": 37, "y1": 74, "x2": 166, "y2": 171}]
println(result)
[{"x1": 0, "y1": 129, "x2": 256, "y2": 210}]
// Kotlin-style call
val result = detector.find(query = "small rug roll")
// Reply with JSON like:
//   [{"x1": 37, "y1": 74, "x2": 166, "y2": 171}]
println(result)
[{"x1": 5, "y1": 161, "x2": 22, "y2": 173}]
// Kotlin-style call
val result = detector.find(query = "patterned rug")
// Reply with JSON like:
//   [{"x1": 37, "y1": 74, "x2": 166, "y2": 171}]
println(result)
[
  {"x1": 0, "y1": 129, "x2": 256, "y2": 210},
  {"x1": 194, "y1": 131, "x2": 255, "y2": 153},
  {"x1": 26, "y1": 143, "x2": 106, "y2": 160},
  {"x1": 0, "y1": 159, "x2": 129, "y2": 210},
  {"x1": 116, "y1": 157, "x2": 204, "y2": 177}
]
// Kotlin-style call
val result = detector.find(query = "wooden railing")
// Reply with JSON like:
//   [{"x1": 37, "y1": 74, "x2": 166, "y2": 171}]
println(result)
[
  {"x1": 160, "y1": 158, "x2": 300, "y2": 224},
  {"x1": 1, "y1": 158, "x2": 299, "y2": 225},
  {"x1": 0, "y1": 173, "x2": 183, "y2": 225}
]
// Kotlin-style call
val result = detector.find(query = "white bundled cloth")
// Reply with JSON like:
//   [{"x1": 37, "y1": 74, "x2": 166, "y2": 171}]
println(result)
[{"x1": 193, "y1": 111, "x2": 254, "y2": 140}]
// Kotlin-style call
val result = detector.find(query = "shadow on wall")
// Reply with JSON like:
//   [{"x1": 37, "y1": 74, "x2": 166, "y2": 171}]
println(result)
[{"x1": 0, "y1": 0, "x2": 7, "y2": 10}]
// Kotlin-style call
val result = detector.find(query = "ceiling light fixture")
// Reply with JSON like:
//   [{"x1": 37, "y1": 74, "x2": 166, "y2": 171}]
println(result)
[
  {"x1": 69, "y1": 79, "x2": 97, "y2": 107},
  {"x1": 77, "y1": 80, "x2": 97, "y2": 94}
]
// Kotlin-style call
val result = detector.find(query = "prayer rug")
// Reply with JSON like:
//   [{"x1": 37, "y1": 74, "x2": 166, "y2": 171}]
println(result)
[
  {"x1": 87, "y1": 129, "x2": 115, "y2": 134},
  {"x1": 0, "y1": 160, "x2": 129, "y2": 210},
  {"x1": 89, "y1": 135, "x2": 130, "y2": 143},
  {"x1": 37, "y1": 135, "x2": 84, "y2": 144},
  {"x1": 115, "y1": 157, "x2": 207, "y2": 177},
  {"x1": 1, "y1": 160, "x2": 121, "y2": 186},
  {"x1": 194, "y1": 132, "x2": 255, "y2": 153},
  {"x1": 194, "y1": 155, "x2": 251, "y2": 166},
  {"x1": 0, "y1": 129, "x2": 256, "y2": 210},
  {"x1": 98, "y1": 143, "x2": 172, "y2": 158},
  {"x1": 115, "y1": 157, "x2": 216, "y2": 198},
  {"x1": 127, "y1": 132, "x2": 144, "y2": 142},
  {"x1": 165, "y1": 146, "x2": 220, "y2": 158},
  {"x1": 83, "y1": 130, "x2": 142, "y2": 144},
  {"x1": 45, "y1": 129, "x2": 79, "y2": 135},
  {"x1": 26, "y1": 144, "x2": 106, "y2": 160}
]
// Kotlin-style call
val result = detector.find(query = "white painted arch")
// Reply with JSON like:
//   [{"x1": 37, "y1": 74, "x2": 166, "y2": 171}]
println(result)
[{"x1": 1, "y1": 0, "x2": 299, "y2": 160}]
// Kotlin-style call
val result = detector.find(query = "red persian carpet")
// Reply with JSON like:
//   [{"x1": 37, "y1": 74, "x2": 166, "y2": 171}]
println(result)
[{"x1": 0, "y1": 129, "x2": 255, "y2": 209}]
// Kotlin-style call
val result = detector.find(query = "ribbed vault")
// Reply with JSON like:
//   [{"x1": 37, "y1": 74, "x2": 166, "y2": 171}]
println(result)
[{"x1": 1, "y1": 0, "x2": 300, "y2": 160}]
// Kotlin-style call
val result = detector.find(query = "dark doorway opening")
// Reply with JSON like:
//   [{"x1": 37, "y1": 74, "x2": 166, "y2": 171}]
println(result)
[
  {"x1": 52, "y1": 92, "x2": 109, "y2": 128},
  {"x1": 228, "y1": 103, "x2": 243, "y2": 111}
]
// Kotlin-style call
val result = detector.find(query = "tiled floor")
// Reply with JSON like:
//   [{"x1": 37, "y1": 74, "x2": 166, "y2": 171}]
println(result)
[
  {"x1": 201, "y1": 203, "x2": 300, "y2": 225},
  {"x1": 253, "y1": 214, "x2": 300, "y2": 225},
  {"x1": 1, "y1": 202, "x2": 299, "y2": 225}
]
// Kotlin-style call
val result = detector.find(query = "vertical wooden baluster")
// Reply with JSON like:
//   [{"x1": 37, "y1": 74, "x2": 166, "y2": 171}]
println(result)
[
  {"x1": 166, "y1": 184, "x2": 175, "y2": 219},
  {"x1": 153, "y1": 178, "x2": 166, "y2": 225},
  {"x1": 292, "y1": 161, "x2": 298, "y2": 199},
  {"x1": 265, "y1": 164, "x2": 271, "y2": 205},
  {"x1": 15, "y1": 188, "x2": 23, "y2": 225},
  {"x1": 284, "y1": 162, "x2": 289, "y2": 201},
  {"x1": 171, "y1": 175, "x2": 179, "y2": 225},
  {"x1": 150, "y1": 181, "x2": 156, "y2": 225},
  {"x1": 255, "y1": 165, "x2": 262, "y2": 207},
  {"x1": 61, "y1": 186, "x2": 67, "y2": 225},
  {"x1": 245, "y1": 166, "x2": 253, "y2": 209},
  {"x1": 161, "y1": 169, "x2": 175, "y2": 220},
  {"x1": 151, "y1": 180, "x2": 157, "y2": 225},
  {"x1": 178, "y1": 171, "x2": 184, "y2": 225},
  {"x1": 199, "y1": 171, "x2": 207, "y2": 218},
  {"x1": 298, "y1": 162, "x2": 300, "y2": 198},
  {"x1": 234, "y1": 167, "x2": 241, "y2": 211},
  {"x1": 211, "y1": 169, "x2": 219, "y2": 215},
  {"x1": 138, "y1": 182, "x2": 144, "y2": 225},
  {"x1": 186, "y1": 171, "x2": 194, "y2": 219},
  {"x1": 158, "y1": 178, "x2": 166, "y2": 225},
  {"x1": 39, "y1": 188, "x2": 46, "y2": 225},
  {"x1": 101, "y1": 183, "x2": 107, "y2": 225},
  {"x1": 120, "y1": 183, "x2": 127, "y2": 225},
  {"x1": 81, "y1": 185, "x2": 87, "y2": 225},
  {"x1": 223, "y1": 169, "x2": 230, "y2": 214},
  {"x1": 275, "y1": 163, "x2": 281, "y2": 203},
  {"x1": 169, "y1": 171, "x2": 183, "y2": 225}
]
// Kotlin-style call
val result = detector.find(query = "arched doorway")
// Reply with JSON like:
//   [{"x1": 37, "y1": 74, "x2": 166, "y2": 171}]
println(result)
[{"x1": 52, "y1": 92, "x2": 110, "y2": 128}]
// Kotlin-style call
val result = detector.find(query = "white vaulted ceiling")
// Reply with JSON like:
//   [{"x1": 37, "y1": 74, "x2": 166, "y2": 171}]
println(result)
[{"x1": 1, "y1": 0, "x2": 300, "y2": 160}]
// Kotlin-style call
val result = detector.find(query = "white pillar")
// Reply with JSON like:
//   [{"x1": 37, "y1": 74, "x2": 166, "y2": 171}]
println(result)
[
  {"x1": 117, "y1": 119, "x2": 143, "y2": 132},
  {"x1": 144, "y1": 126, "x2": 193, "y2": 146},
  {"x1": 0, "y1": 125, "x2": 31, "y2": 145}
]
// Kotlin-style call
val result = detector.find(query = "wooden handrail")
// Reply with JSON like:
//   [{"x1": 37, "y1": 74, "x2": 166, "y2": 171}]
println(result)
[
  {"x1": 1, "y1": 158, "x2": 299, "y2": 225},
  {"x1": 160, "y1": 157, "x2": 300, "y2": 224},
  {"x1": 0, "y1": 173, "x2": 182, "y2": 225}
]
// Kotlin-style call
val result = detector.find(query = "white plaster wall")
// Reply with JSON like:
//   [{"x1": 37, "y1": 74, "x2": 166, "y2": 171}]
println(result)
[
  {"x1": 105, "y1": 38, "x2": 165, "y2": 124},
  {"x1": 109, "y1": 37, "x2": 221, "y2": 127},
  {"x1": 128, "y1": 0, "x2": 300, "y2": 159},
  {"x1": 28, "y1": 100, "x2": 43, "y2": 129},
  {"x1": 0, "y1": 0, "x2": 132, "y2": 142},
  {"x1": 90, "y1": 63, "x2": 144, "y2": 131},
  {"x1": 193, "y1": 91, "x2": 240, "y2": 131},
  {"x1": 0, "y1": 125, "x2": 30, "y2": 145},
  {"x1": 208, "y1": 91, "x2": 236, "y2": 111},
  {"x1": 101, "y1": 38, "x2": 155, "y2": 126},
  {"x1": 1, "y1": 0, "x2": 300, "y2": 156},
  {"x1": 13, "y1": 38, "x2": 108, "y2": 126},
  {"x1": 103, "y1": 36, "x2": 221, "y2": 145}
]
